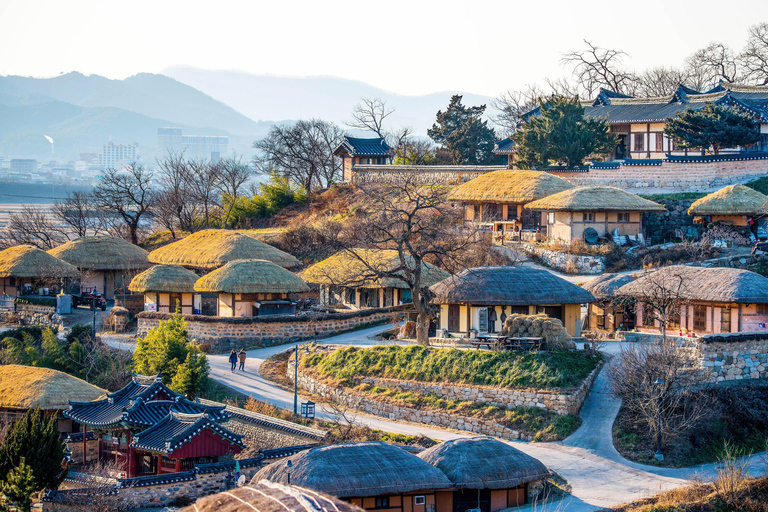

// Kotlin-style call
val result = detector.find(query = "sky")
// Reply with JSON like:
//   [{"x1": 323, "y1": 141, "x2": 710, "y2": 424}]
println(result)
[{"x1": 0, "y1": 0, "x2": 764, "y2": 97}]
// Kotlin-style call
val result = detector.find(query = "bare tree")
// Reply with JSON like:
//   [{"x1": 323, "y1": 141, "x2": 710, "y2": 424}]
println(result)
[
  {"x1": 3, "y1": 206, "x2": 70, "y2": 249},
  {"x1": 91, "y1": 164, "x2": 154, "y2": 245},
  {"x1": 156, "y1": 152, "x2": 199, "y2": 235},
  {"x1": 562, "y1": 40, "x2": 637, "y2": 97},
  {"x1": 687, "y1": 42, "x2": 740, "y2": 87},
  {"x1": 181, "y1": 159, "x2": 221, "y2": 229},
  {"x1": 740, "y1": 22, "x2": 768, "y2": 85},
  {"x1": 346, "y1": 97, "x2": 394, "y2": 138},
  {"x1": 52, "y1": 191, "x2": 107, "y2": 238},
  {"x1": 635, "y1": 66, "x2": 693, "y2": 97},
  {"x1": 217, "y1": 155, "x2": 252, "y2": 228},
  {"x1": 491, "y1": 85, "x2": 546, "y2": 135}
]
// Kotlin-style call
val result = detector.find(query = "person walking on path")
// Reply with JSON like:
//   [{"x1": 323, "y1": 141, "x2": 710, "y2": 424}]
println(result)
[
  {"x1": 238, "y1": 348, "x2": 247, "y2": 371},
  {"x1": 228, "y1": 349, "x2": 238, "y2": 372}
]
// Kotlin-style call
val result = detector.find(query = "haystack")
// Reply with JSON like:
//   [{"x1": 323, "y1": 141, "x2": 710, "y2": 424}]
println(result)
[
  {"x1": 688, "y1": 184, "x2": 768, "y2": 216},
  {"x1": 48, "y1": 236, "x2": 150, "y2": 270},
  {"x1": 129, "y1": 265, "x2": 199, "y2": 294},
  {"x1": 524, "y1": 185, "x2": 665, "y2": 212},
  {"x1": 194, "y1": 259, "x2": 309, "y2": 294},
  {"x1": 0, "y1": 365, "x2": 105, "y2": 411},
  {"x1": 499, "y1": 314, "x2": 573, "y2": 348},
  {"x1": 148, "y1": 230, "x2": 300, "y2": 270},
  {"x1": 0, "y1": 245, "x2": 79, "y2": 279},
  {"x1": 446, "y1": 170, "x2": 574, "y2": 204}
]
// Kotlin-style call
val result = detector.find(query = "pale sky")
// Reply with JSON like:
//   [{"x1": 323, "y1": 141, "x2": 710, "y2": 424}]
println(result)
[{"x1": 0, "y1": 0, "x2": 763, "y2": 97}]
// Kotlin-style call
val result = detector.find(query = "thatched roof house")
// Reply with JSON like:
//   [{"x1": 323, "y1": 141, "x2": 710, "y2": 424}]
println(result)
[
  {"x1": 148, "y1": 229, "x2": 300, "y2": 270},
  {"x1": 253, "y1": 442, "x2": 452, "y2": 498},
  {"x1": 417, "y1": 437, "x2": 549, "y2": 490},
  {"x1": 0, "y1": 245, "x2": 79, "y2": 296},
  {"x1": 581, "y1": 273, "x2": 637, "y2": 333},
  {"x1": 430, "y1": 266, "x2": 595, "y2": 336},
  {"x1": 687, "y1": 185, "x2": 768, "y2": 225},
  {"x1": 582, "y1": 273, "x2": 635, "y2": 300},
  {"x1": 301, "y1": 249, "x2": 449, "y2": 309},
  {"x1": 182, "y1": 481, "x2": 364, "y2": 512},
  {"x1": 129, "y1": 265, "x2": 198, "y2": 294},
  {"x1": 49, "y1": 236, "x2": 150, "y2": 270}
]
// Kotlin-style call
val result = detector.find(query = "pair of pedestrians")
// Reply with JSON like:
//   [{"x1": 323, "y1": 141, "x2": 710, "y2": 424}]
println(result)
[{"x1": 229, "y1": 349, "x2": 247, "y2": 372}]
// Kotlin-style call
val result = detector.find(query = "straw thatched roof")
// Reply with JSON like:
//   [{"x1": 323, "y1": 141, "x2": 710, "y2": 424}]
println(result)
[
  {"x1": 128, "y1": 265, "x2": 199, "y2": 293},
  {"x1": 524, "y1": 185, "x2": 665, "y2": 212},
  {"x1": 251, "y1": 442, "x2": 453, "y2": 497},
  {"x1": 687, "y1": 184, "x2": 768, "y2": 216},
  {"x1": 48, "y1": 236, "x2": 150, "y2": 270},
  {"x1": 446, "y1": 170, "x2": 574, "y2": 204},
  {"x1": 430, "y1": 266, "x2": 596, "y2": 306},
  {"x1": 148, "y1": 230, "x2": 300, "y2": 270},
  {"x1": 181, "y1": 481, "x2": 364, "y2": 512},
  {"x1": 582, "y1": 273, "x2": 635, "y2": 299},
  {"x1": 0, "y1": 365, "x2": 105, "y2": 410},
  {"x1": 417, "y1": 437, "x2": 549, "y2": 489},
  {"x1": 616, "y1": 265, "x2": 768, "y2": 303},
  {"x1": 194, "y1": 259, "x2": 309, "y2": 294},
  {"x1": 301, "y1": 249, "x2": 450, "y2": 289},
  {"x1": 0, "y1": 245, "x2": 80, "y2": 279}
]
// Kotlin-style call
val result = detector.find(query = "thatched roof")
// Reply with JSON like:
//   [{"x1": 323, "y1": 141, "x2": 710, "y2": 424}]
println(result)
[
  {"x1": 181, "y1": 481, "x2": 364, "y2": 512},
  {"x1": 430, "y1": 266, "x2": 596, "y2": 306},
  {"x1": 616, "y1": 265, "x2": 768, "y2": 303},
  {"x1": 524, "y1": 186, "x2": 665, "y2": 212},
  {"x1": 251, "y1": 442, "x2": 453, "y2": 497},
  {"x1": 48, "y1": 236, "x2": 150, "y2": 271},
  {"x1": 417, "y1": 437, "x2": 549, "y2": 489},
  {"x1": 148, "y1": 230, "x2": 300, "y2": 270},
  {"x1": 128, "y1": 265, "x2": 199, "y2": 293},
  {"x1": 0, "y1": 245, "x2": 80, "y2": 279},
  {"x1": 582, "y1": 273, "x2": 635, "y2": 299},
  {"x1": 687, "y1": 184, "x2": 768, "y2": 216},
  {"x1": 0, "y1": 365, "x2": 105, "y2": 410},
  {"x1": 446, "y1": 170, "x2": 574, "y2": 204},
  {"x1": 194, "y1": 259, "x2": 309, "y2": 294},
  {"x1": 301, "y1": 249, "x2": 450, "y2": 289}
]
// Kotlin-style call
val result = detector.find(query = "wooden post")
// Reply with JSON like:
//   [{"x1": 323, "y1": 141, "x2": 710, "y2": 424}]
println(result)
[
  {"x1": 156, "y1": 455, "x2": 162, "y2": 475},
  {"x1": 175, "y1": 459, "x2": 182, "y2": 473},
  {"x1": 83, "y1": 425, "x2": 87, "y2": 466}
]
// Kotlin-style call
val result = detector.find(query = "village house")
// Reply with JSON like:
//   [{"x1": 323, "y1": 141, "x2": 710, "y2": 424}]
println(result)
[
  {"x1": 48, "y1": 236, "x2": 151, "y2": 300},
  {"x1": 524, "y1": 185, "x2": 664, "y2": 243},
  {"x1": 129, "y1": 264, "x2": 200, "y2": 314},
  {"x1": 581, "y1": 273, "x2": 636, "y2": 333},
  {"x1": 617, "y1": 266, "x2": 768, "y2": 335},
  {"x1": 301, "y1": 249, "x2": 449, "y2": 309},
  {"x1": 0, "y1": 245, "x2": 79, "y2": 297},
  {"x1": 446, "y1": 170, "x2": 575, "y2": 241},
  {"x1": 687, "y1": 184, "x2": 768, "y2": 234},
  {"x1": 430, "y1": 266, "x2": 595, "y2": 337},
  {"x1": 334, "y1": 136, "x2": 394, "y2": 182}
]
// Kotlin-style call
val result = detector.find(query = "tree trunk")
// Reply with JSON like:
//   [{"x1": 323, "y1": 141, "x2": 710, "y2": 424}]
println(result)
[{"x1": 415, "y1": 310, "x2": 430, "y2": 346}]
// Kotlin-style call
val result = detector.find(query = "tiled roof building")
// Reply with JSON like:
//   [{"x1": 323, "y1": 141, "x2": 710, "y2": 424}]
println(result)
[{"x1": 334, "y1": 136, "x2": 394, "y2": 181}]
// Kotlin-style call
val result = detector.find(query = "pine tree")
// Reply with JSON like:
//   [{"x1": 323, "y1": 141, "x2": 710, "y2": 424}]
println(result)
[
  {"x1": 664, "y1": 104, "x2": 760, "y2": 154},
  {"x1": 133, "y1": 312, "x2": 194, "y2": 382},
  {"x1": 0, "y1": 407, "x2": 66, "y2": 491},
  {"x1": 169, "y1": 351, "x2": 210, "y2": 399},
  {"x1": 2, "y1": 458, "x2": 36, "y2": 512},
  {"x1": 428, "y1": 95, "x2": 502, "y2": 165}
]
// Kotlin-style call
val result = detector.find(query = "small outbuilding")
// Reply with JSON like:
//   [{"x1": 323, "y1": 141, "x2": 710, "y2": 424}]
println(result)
[
  {"x1": 48, "y1": 236, "x2": 151, "y2": 300},
  {"x1": 194, "y1": 259, "x2": 309, "y2": 317},
  {"x1": 301, "y1": 249, "x2": 450, "y2": 309},
  {"x1": 687, "y1": 184, "x2": 768, "y2": 234},
  {"x1": 129, "y1": 265, "x2": 200, "y2": 315},
  {"x1": 148, "y1": 229, "x2": 301, "y2": 271},
  {"x1": 617, "y1": 265, "x2": 768, "y2": 334},
  {"x1": 334, "y1": 136, "x2": 394, "y2": 181},
  {"x1": 0, "y1": 245, "x2": 80, "y2": 297},
  {"x1": 430, "y1": 266, "x2": 595, "y2": 336},
  {"x1": 581, "y1": 273, "x2": 636, "y2": 332},
  {"x1": 524, "y1": 185, "x2": 664, "y2": 243}
]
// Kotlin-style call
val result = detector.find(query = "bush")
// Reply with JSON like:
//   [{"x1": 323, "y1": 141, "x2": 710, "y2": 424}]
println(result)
[{"x1": 14, "y1": 296, "x2": 56, "y2": 308}]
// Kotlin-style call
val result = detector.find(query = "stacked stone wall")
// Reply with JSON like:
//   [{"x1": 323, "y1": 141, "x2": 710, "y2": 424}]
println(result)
[
  {"x1": 224, "y1": 418, "x2": 316, "y2": 450},
  {"x1": 518, "y1": 243, "x2": 605, "y2": 274},
  {"x1": 697, "y1": 338, "x2": 768, "y2": 382},
  {"x1": 351, "y1": 165, "x2": 505, "y2": 185},
  {"x1": 0, "y1": 309, "x2": 63, "y2": 328},
  {"x1": 66, "y1": 439, "x2": 99, "y2": 464},
  {"x1": 642, "y1": 198, "x2": 697, "y2": 242}
]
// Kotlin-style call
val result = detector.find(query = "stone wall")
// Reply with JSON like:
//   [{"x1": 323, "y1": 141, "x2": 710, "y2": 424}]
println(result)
[
  {"x1": 15, "y1": 302, "x2": 57, "y2": 315},
  {"x1": 0, "y1": 309, "x2": 63, "y2": 328},
  {"x1": 66, "y1": 439, "x2": 99, "y2": 464},
  {"x1": 696, "y1": 333, "x2": 768, "y2": 382},
  {"x1": 519, "y1": 243, "x2": 605, "y2": 275},
  {"x1": 224, "y1": 417, "x2": 319, "y2": 450},
  {"x1": 642, "y1": 198, "x2": 697, "y2": 242},
  {"x1": 350, "y1": 165, "x2": 505, "y2": 185}
]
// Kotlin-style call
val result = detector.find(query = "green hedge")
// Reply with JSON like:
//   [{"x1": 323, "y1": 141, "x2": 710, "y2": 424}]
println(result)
[{"x1": 14, "y1": 296, "x2": 57, "y2": 308}]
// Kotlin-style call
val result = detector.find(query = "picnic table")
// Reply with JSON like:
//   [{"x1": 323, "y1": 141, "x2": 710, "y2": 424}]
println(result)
[{"x1": 502, "y1": 337, "x2": 545, "y2": 351}]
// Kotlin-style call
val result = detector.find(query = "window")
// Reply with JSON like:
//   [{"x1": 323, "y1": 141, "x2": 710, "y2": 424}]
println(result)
[
  {"x1": 693, "y1": 305, "x2": 707, "y2": 331},
  {"x1": 667, "y1": 308, "x2": 681, "y2": 330},
  {"x1": 721, "y1": 307, "x2": 731, "y2": 333},
  {"x1": 617, "y1": 212, "x2": 630, "y2": 223},
  {"x1": 655, "y1": 132, "x2": 664, "y2": 152},
  {"x1": 414, "y1": 496, "x2": 426, "y2": 506},
  {"x1": 375, "y1": 497, "x2": 390, "y2": 508},
  {"x1": 633, "y1": 133, "x2": 645, "y2": 152},
  {"x1": 583, "y1": 212, "x2": 595, "y2": 222},
  {"x1": 757, "y1": 304, "x2": 768, "y2": 315}
]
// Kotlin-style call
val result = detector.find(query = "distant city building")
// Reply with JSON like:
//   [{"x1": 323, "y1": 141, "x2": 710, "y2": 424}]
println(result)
[
  {"x1": 10, "y1": 159, "x2": 37, "y2": 174},
  {"x1": 157, "y1": 127, "x2": 228, "y2": 163},
  {"x1": 79, "y1": 152, "x2": 100, "y2": 165},
  {"x1": 99, "y1": 141, "x2": 139, "y2": 169}
]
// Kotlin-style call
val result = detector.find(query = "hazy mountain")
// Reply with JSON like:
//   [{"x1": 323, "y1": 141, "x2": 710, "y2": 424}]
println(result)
[{"x1": 163, "y1": 66, "x2": 495, "y2": 136}]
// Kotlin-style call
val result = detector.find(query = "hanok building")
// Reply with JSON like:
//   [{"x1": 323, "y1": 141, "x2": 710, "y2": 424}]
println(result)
[
  {"x1": 334, "y1": 136, "x2": 394, "y2": 182},
  {"x1": 581, "y1": 273, "x2": 636, "y2": 333},
  {"x1": 64, "y1": 374, "x2": 244, "y2": 478},
  {"x1": 301, "y1": 249, "x2": 449, "y2": 309},
  {"x1": 446, "y1": 170, "x2": 575, "y2": 242},
  {"x1": 48, "y1": 236, "x2": 151, "y2": 300},
  {"x1": 129, "y1": 265, "x2": 201, "y2": 314},
  {"x1": 525, "y1": 185, "x2": 664, "y2": 243},
  {"x1": 688, "y1": 184, "x2": 768, "y2": 234},
  {"x1": 617, "y1": 265, "x2": 768, "y2": 335},
  {"x1": 0, "y1": 245, "x2": 80, "y2": 297},
  {"x1": 430, "y1": 266, "x2": 595, "y2": 337}
]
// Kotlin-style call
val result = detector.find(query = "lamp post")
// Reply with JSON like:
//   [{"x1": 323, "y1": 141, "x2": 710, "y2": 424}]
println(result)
[
  {"x1": 654, "y1": 377, "x2": 664, "y2": 461},
  {"x1": 92, "y1": 296, "x2": 97, "y2": 337},
  {"x1": 294, "y1": 343, "x2": 313, "y2": 416},
  {"x1": 286, "y1": 459, "x2": 293, "y2": 486}
]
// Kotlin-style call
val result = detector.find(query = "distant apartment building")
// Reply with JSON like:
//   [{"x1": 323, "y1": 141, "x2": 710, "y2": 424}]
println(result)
[
  {"x1": 157, "y1": 127, "x2": 228, "y2": 163},
  {"x1": 10, "y1": 159, "x2": 37, "y2": 174},
  {"x1": 99, "y1": 141, "x2": 139, "y2": 169}
]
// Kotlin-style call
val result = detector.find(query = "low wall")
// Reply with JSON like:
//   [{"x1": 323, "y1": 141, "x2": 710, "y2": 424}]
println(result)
[
  {"x1": 520, "y1": 243, "x2": 605, "y2": 275},
  {"x1": 136, "y1": 307, "x2": 400, "y2": 351},
  {"x1": 66, "y1": 439, "x2": 99, "y2": 464},
  {"x1": 351, "y1": 165, "x2": 505, "y2": 185},
  {"x1": 15, "y1": 302, "x2": 57, "y2": 315},
  {"x1": 696, "y1": 332, "x2": 768, "y2": 382},
  {"x1": 0, "y1": 309, "x2": 63, "y2": 328}
]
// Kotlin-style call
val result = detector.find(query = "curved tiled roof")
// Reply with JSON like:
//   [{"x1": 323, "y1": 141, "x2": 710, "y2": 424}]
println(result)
[
  {"x1": 334, "y1": 136, "x2": 392, "y2": 157},
  {"x1": 130, "y1": 411, "x2": 244, "y2": 455}
]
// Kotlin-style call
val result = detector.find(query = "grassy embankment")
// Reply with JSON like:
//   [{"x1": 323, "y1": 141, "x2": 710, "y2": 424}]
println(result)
[{"x1": 611, "y1": 477, "x2": 768, "y2": 511}]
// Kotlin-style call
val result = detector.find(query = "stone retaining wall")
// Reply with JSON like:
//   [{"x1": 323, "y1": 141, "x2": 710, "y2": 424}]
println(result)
[
  {"x1": 15, "y1": 302, "x2": 57, "y2": 315},
  {"x1": 696, "y1": 337, "x2": 768, "y2": 382},
  {"x1": 351, "y1": 165, "x2": 505, "y2": 185},
  {"x1": 519, "y1": 243, "x2": 606, "y2": 274},
  {"x1": 0, "y1": 309, "x2": 63, "y2": 328}
]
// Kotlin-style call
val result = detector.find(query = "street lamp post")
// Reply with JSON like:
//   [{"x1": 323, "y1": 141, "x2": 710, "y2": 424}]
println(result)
[
  {"x1": 293, "y1": 343, "x2": 299, "y2": 416},
  {"x1": 654, "y1": 377, "x2": 664, "y2": 461},
  {"x1": 286, "y1": 459, "x2": 293, "y2": 486}
]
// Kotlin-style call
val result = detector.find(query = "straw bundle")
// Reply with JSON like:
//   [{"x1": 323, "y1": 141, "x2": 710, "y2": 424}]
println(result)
[
  {"x1": 687, "y1": 184, "x2": 768, "y2": 216},
  {"x1": 301, "y1": 249, "x2": 450, "y2": 289},
  {"x1": 446, "y1": 170, "x2": 574, "y2": 204},
  {"x1": 498, "y1": 314, "x2": 573, "y2": 348},
  {"x1": 148, "y1": 229, "x2": 300, "y2": 270},
  {"x1": 128, "y1": 265, "x2": 199, "y2": 293},
  {"x1": 0, "y1": 365, "x2": 105, "y2": 410},
  {"x1": 0, "y1": 245, "x2": 80, "y2": 279},
  {"x1": 194, "y1": 259, "x2": 309, "y2": 294},
  {"x1": 582, "y1": 273, "x2": 635, "y2": 299},
  {"x1": 417, "y1": 437, "x2": 549, "y2": 490},
  {"x1": 251, "y1": 442, "x2": 452, "y2": 497},
  {"x1": 48, "y1": 236, "x2": 150, "y2": 270},
  {"x1": 524, "y1": 185, "x2": 665, "y2": 212},
  {"x1": 181, "y1": 481, "x2": 363, "y2": 512}
]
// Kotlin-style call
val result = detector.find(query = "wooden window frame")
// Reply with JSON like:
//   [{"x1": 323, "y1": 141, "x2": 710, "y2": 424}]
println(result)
[
  {"x1": 633, "y1": 133, "x2": 645, "y2": 152},
  {"x1": 720, "y1": 307, "x2": 731, "y2": 333},
  {"x1": 757, "y1": 304, "x2": 768, "y2": 315},
  {"x1": 617, "y1": 212, "x2": 630, "y2": 223},
  {"x1": 693, "y1": 305, "x2": 707, "y2": 332},
  {"x1": 655, "y1": 132, "x2": 664, "y2": 152},
  {"x1": 583, "y1": 212, "x2": 595, "y2": 222}
]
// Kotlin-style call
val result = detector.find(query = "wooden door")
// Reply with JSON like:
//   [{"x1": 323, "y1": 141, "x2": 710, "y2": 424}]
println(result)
[{"x1": 448, "y1": 305, "x2": 460, "y2": 332}]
